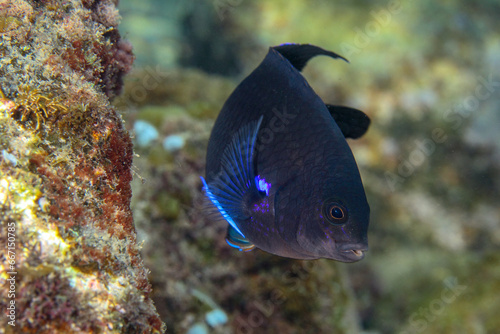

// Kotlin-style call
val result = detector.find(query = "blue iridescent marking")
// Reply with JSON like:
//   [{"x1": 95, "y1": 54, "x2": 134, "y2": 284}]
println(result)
[
  {"x1": 255, "y1": 175, "x2": 271, "y2": 196},
  {"x1": 226, "y1": 238, "x2": 244, "y2": 251},
  {"x1": 200, "y1": 176, "x2": 245, "y2": 238},
  {"x1": 253, "y1": 200, "x2": 270, "y2": 214},
  {"x1": 225, "y1": 238, "x2": 254, "y2": 252}
]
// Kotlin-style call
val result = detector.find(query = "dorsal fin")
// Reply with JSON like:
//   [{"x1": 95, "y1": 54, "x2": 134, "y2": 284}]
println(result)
[
  {"x1": 326, "y1": 105, "x2": 370, "y2": 139},
  {"x1": 272, "y1": 43, "x2": 348, "y2": 71}
]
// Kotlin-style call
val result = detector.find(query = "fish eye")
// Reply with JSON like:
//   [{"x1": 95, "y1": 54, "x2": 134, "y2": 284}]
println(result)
[{"x1": 323, "y1": 200, "x2": 348, "y2": 225}]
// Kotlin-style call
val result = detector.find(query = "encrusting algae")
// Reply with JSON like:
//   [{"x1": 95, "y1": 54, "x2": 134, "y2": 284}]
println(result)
[{"x1": 0, "y1": 0, "x2": 165, "y2": 333}]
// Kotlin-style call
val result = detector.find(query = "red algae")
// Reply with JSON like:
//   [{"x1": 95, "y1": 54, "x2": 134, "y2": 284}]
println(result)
[{"x1": 0, "y1": 0, "x2": 164, "y2": 333}]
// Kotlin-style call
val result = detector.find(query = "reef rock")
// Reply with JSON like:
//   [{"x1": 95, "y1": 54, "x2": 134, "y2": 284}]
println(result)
[{"x1": 0, "y1": 0, "x2": 164, "y2": 332}]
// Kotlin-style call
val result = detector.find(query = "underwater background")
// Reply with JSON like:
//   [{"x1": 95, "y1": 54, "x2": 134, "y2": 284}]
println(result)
[{"x1": 117, "y1": 0, "x2": 500, "y2": 333}]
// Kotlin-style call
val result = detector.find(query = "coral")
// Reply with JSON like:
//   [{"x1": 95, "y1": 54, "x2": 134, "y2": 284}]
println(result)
[{"x1": 0, "y1": 0, "x2": 164, "y2": 333}]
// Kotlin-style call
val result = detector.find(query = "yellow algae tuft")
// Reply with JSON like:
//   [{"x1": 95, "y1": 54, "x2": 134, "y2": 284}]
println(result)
[
  {"x1": 8, "y1": 85, "x2": 68, "y2": 131},
  {"x1": 0, "y1": 17, "x2": 22, "y2": 33}
]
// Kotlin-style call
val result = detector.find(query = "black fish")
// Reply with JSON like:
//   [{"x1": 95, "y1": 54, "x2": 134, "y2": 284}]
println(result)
[{"x1": 202, "y1": 44, "x2": 370, "y2": 262}]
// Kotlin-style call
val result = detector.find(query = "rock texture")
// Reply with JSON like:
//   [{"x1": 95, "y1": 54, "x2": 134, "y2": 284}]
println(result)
[{"x1": 0, "y1": 0, "x2": 164, "y2": 332}]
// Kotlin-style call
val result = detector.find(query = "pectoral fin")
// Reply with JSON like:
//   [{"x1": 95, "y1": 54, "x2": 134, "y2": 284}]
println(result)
[{"x1": 201, "y1": 116, "x2": 264, "y2": 239}]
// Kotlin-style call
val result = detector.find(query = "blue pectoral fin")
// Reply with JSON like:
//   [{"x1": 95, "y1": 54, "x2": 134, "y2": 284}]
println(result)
[
  {"x1": 226, "y1": 225, "x2": 255, "y2": 252},
  {"x1": 201, "y1": 176, "x2": 245, "y2": 237},
  {"x1": 201, "y1": 116, "x2": 264, "y2": 240}
]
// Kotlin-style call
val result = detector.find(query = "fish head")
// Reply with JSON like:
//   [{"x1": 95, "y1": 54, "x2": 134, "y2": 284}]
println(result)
[{"x1": 274, "y1": 162, "x2": 370, "y2": 262}]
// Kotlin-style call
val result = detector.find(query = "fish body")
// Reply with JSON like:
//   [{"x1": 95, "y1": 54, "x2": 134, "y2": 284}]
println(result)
[{"x1": 203, "y1": 44, "x2": 370, "y2": 262}]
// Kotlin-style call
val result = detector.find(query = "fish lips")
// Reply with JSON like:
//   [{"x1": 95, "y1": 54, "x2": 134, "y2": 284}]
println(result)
[
  {"x1": 295, "y1": 231, "x2": 368, "y2": 262},
  {"x1": 336, "y1": 243, "x2": 368, "y2": 262}
]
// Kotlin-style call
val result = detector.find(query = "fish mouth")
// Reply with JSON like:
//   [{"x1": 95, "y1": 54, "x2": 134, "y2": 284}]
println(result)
[
  {"x1": 350, "y1": 249, "x2": 364, "y2": 257},
  {"x1": 338, "y1": 243, "x2": 368, "y2": 262}
]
